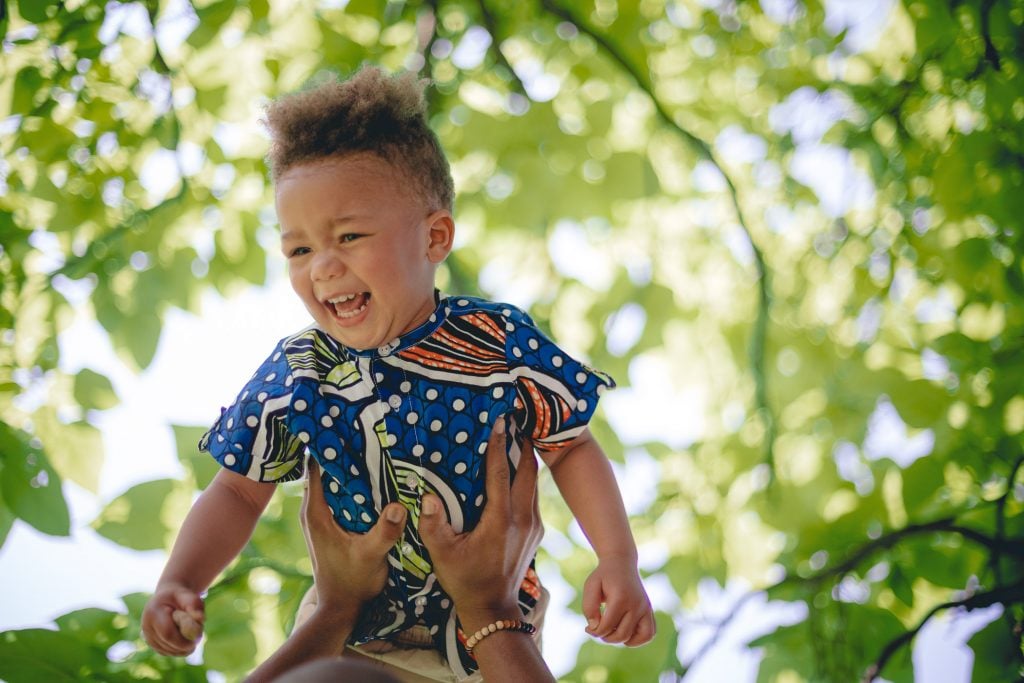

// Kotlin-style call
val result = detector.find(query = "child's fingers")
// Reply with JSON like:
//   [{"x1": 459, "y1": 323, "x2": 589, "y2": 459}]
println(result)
[
  {"x1": 581, "y1": 575, "x2": 604, "y2": 634},
  {"x1": 624, "y1": 612, "x2": 657, "y2": 647},
  {"x1": 601, "y1": 609, "x2": 639, "y2": 644},
  {"x1": 172, "y1": 588, "x2": 204, "y2": 623},
  {"x1": 148, "y1": 607, "x2": 196, "y2": 655}
]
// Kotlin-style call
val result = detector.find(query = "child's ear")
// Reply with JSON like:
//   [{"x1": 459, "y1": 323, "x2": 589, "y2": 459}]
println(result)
[{"x1": 425, "y1": 210, "x2": 455, "y2": 263}]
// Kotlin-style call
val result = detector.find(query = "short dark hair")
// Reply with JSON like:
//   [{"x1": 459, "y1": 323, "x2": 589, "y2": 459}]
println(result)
[{"x1": 264, "y1": 65, "x2": 454, "y2": 212}]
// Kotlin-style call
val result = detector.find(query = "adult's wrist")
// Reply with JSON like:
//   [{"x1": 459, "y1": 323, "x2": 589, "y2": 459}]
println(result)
[{"x1": 456, "y1": 603, "x2": 523, "y2": 637}]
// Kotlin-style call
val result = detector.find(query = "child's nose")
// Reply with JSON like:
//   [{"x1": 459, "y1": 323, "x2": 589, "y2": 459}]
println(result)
[{"x1": 310, "y1": 251, "x2": 345, "y2": 281}]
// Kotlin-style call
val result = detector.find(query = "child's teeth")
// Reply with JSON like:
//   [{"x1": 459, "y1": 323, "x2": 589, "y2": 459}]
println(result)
[{"x1": 336, "y1": 302, "x2": 367, "y2": 318}]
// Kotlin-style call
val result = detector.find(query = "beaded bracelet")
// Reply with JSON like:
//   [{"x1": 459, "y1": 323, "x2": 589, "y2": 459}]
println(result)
[{"x1": 465, "y1": 619, "x2": 537, "y2": 654}]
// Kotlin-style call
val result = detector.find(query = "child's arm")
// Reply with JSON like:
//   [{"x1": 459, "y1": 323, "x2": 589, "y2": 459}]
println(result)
[
  {"x1": 543, "y1": 428, "x2": 656, "y2": 646},
  {"x1": 142, "y1": 468, "x2": 276, "y2": 655}
]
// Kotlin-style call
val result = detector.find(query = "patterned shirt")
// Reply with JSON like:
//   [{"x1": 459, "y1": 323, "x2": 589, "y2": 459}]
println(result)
[{"x1": 199, "y1": 294, "x2": 614, "y2": 678}]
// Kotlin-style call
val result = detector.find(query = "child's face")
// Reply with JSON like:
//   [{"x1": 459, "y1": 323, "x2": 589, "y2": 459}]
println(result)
[{"x1": 276, "y1": 153, "x2": 453, "y2": 351}]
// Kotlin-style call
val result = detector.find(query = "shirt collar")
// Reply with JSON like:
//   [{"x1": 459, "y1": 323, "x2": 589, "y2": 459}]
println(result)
[{"x1": 344, "y1": 290, "x2": 449, "y2": 358}]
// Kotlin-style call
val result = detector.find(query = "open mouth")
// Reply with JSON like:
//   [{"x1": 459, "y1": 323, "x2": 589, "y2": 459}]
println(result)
[{"x1": 326, "y1": 292, "x2": 370, "y2": 319}]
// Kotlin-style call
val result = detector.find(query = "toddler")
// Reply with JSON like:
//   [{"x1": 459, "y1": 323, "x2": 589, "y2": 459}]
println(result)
[{"x1": 142, "y1": 66, "x2": 654, "y2": 681}]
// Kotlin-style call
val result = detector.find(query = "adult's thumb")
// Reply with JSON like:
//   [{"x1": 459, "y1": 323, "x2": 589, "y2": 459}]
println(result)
[
  {"x1": 373, "y1": 503, "x2": 407, "y2": 546},
  {"x1": 417, "y1": 494, "x2": 454, "y2": 546}
]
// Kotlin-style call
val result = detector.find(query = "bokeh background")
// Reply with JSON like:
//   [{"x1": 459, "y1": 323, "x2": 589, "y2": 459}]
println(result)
[{"x1": 1, "y1": 0, "x2": 1022, "y2": 681}]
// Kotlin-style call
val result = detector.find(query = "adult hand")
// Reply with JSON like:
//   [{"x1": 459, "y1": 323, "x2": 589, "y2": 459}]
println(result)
[
  {"x1": 301, "y1": 459, "x2": 408, "y2": 611},
  {"x1": 418, "y1": 415, "x2": 543, "y2": 629}
]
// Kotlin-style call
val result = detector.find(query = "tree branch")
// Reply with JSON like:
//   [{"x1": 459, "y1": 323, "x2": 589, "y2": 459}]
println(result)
[
  {"x1": 538, "y1": 0, "x2": 775, "y2": 473},
  {"x1": 475, "y1": 0, "x2": 528, "y2": 97},
  {"x1": 862, "y1": 578, "x2": 1024, "y2": 682}
]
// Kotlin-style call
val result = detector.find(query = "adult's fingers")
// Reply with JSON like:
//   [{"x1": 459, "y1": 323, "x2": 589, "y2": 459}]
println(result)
[
  {"x1": 367, "y1": 502, "x2": 407, "y2": 552},
  {"x1": 482, "y1": 415, "x2": 511, "y2": 517},
  {"x1": 510, "y1": 436, "x2": 539, "y2": 529},
  {"x1": 418, "y1": 493, "x2": 456, "y2": 552}
]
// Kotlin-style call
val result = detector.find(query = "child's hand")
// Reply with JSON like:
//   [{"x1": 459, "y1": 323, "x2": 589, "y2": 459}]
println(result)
[
  {"x1": 582, "y1": 555, "x2": 655, "y2": 646},
  {"x1": 141, "y1": 583, "x2": 206, "y2": 656}
]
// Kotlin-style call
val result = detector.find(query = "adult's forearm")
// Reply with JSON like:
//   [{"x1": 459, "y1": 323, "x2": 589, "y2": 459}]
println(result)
[{"x1": 245, "y1": 605, "x2": 359, "y2": 683}]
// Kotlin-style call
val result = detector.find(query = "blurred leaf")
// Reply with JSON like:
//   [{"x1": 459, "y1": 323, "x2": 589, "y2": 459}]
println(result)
[
  {"x1": 173, "y1": 424, "x2": 219, "y2": 490},
  {"x1": 72, "y1": 368, "x2": 119, "y2": 411},
  {"x1": 968, "y1": 613, "x2": 1020, "y2": 682},
  {"x1": 0, "y1": 421, "x2": 70, "y2": 536},
  {"x1": 92, "y1": 478, "x2": 187, "y2": 551}
]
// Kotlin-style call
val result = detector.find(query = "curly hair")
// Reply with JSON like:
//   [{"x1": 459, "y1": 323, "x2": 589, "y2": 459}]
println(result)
[{"x1": 264, "y1": 66, "x2": 454, "y2": 212}]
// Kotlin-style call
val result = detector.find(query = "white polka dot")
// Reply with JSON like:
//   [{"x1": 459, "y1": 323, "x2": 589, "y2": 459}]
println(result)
[
  {"x1": 478, "y1": 442, "x2": 487, "y2": 454},
  {"x1": 241, "y1": 391, "x2": 249, "y2": 399},
  {"x1": 266, "y1": 373, "x2": 276, "y2": 381},
  {"x1": 458, "y1": 298, "x2": 469, "y2": 306},
  {"x1": 273, "y1": 352, "x2": 281, "y2": 361},
  {"x1": 400, "y1": 381, "x2": 411, "y2": 392},
  {"x1": 578, "y1": 399, "x2": 588, "y2": 411},
  {"x1": 426, "y1": 388, "x2": 438, "y2": 400},
  {"x1": 429, "y1": 314, "x2": 436, "y2": 322},
  {"x1": 502, "y1": 309, "x2": 511, "y2": 316},
  {"x1": 528, "y1": 338, "x2": 538, "y2": 350},
  {"x1": 552, "y1": 356, "x2": 563, "y2": 367},
  {"x1": 475, "y1": 494, "x2": 484, "y2": 506},
  {"x1": 453, "y1": 398, "x2": 465, "y2": 411},
  {"x1": 343, "y1": 510, "x2": 352, "y2": 520},
  {"x1": 361, "y1": 512, "x2": 372, "y2": 523},
  {"x1": 224, "y1": 454, "x2": 236, "y2": 466},
  {"x1": 459, "y1": 493, "x2": 467, "y2": 501},
  {"x1": 479, "y1": 411, "x2": 488, "y2": 423},
  {"x1": 493, "y1": 387, "x2": 504, "y2": 399},
  {"x1": 298, "y1": 432, "x2": 310, "y2": 443},
  {"x1": 246, "y1": 416, "x2": 258, "y2": 427},
  {"x1": 412, "y1": 444, "x2": 425, "y2": 457},
  {"x1": 445, "y1": 307, "x2": 451, "y2": 314},
  {"x1": 512, "y1": 347, "x2": 522, "y2": 358},
  {"x1": 354, "y1": 494, "x2": 365, "y2": 504},
  {"x1": 597, "y1": 384, "x2": 607, "y2": 395},
  {"x1": 295, "y1": 399, "x2": 307, "y2": 411},
  {"x1": 226, "y1": 418, "x2": 234, "y2": 429},
  {"x1": 430, "y1": 625, "x2": 439, "y2": 634},
  {"x1": 388, "y1": 433, "x2": 397, "y2": 446},
  {"x1": 407, "y1": 412, "x2": 419, "y2": 425},
  {"x1": 430, "y1": 451, "x2": 442, "y2": 463},
  {"x1": 217, "y1": 434, "x2": 225, "y2": 442},
  {"x1": 324, "y1": 447, "x2": 337, "y2": 460},
  {"x1": 321, "y1": 415, "x2": 333, "y2": 427},
  {"x1": 454, "y1": 462, "x2": 467, "y2": 474},
  {"x1": 430, "y1": 420, "x2": 442, "y2": 432},
  {"x1": 330, "y1": 406, "x2": 340, "y2": 417},
  {"x1": 285, "y1": 376, "x2": 294, "y2": 386},
  {"x1": 375, "y1": 373, "x2": 384, "y2": 382},
  {"x1": 329, "y1": 480, "x2": 339, "y2": 493},
  {"x1": 576, "y1": 372, "x2": 587, "y2": 384},
  {"x1": 257, "y1": 392, "x2": 268, "y2": 401},
  {"x1": 441, "y1": 599, "x2": 450, "y2": 609},
  {"x1": 455, "y1": 431, "x2": 468, "y2": 443},
  {"x1": 351, "y1": 464, "x2": 359, "y2": 475},
  {"x1": 505, "y1": 323, "x2": 515, "y2": 332}
]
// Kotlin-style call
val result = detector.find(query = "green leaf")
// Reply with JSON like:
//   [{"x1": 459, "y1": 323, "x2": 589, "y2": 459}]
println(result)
[
  {"x1": 15, "y1": 0, "x2": 58, "y2": 24},
  {"x1": 11, "y1": 67, "x2": 44, "y2": 115},
  {"x1": 173, "y1": 424, "x2": 219, "y2": 489},
  {"x1": 0, "y1": 628, "x2": 106, "y2": 682},
  {"x1": 72, "y1": 368, "x2": 119, "y2": 411},
  {"x1": 92, "y1": 478, "x2": 188, "y2": 551},
  {"x1": 32, "y1": 410, "x2": 104, "y2": 494},
  {"x1": 968, "y1": 614, "x2": 1020, "y2": 683},
  {"x1": 566, "y1": 611, "x2": 678, "y2": 682},
  {"x1": 0, "y1": 422, "x2": 70, "y2": 536}
]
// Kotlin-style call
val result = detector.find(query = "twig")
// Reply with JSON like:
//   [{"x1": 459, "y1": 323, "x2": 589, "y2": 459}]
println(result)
[
  {"x1": 539, "y1": 0, "x2": 776, "y2": 474},
  {"x1": 861, "y1": 578, "x2": 1024, "y2": 682},
  {"x1": 678, "y1": 590, "x2": 761, "y2": 679},
  {"x1": 475, "y1": 0, "x2": 529, "y2": 97}
]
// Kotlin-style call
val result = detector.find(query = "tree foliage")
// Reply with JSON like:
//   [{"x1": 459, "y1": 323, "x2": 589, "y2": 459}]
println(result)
[{"x1": 1, "y1": 0, "x2": 1023, "y2": 680}]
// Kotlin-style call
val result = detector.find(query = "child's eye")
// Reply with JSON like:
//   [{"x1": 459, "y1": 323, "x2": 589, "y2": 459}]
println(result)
[
  {"x1": 288, "y1": 246, "x2": 311, "y2": 257},
  {"x1": 340, "y1": 233, "x2": 361, "y2": 243}
]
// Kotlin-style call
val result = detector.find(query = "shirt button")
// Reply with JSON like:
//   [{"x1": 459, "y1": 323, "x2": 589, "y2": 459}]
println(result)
[
  {"x1": 415, "y1": 596, "x2": 428, "y2": 606},
  {"x1": 401, "y1": 542, "x2": 414, "y2": 555},
  {"x1": 389, "y1": 395, "x2": 402, "y2": 409},
  {"x1": 406, "y1": 473, "x2": 420, "y2": 488}
]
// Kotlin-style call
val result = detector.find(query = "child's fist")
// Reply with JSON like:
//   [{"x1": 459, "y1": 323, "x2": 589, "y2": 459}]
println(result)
[
  {"x1": 141, "y1": 584, "x2": 206, "y2": 656},
  {"x1": 582, "y1": 557, "x2": 656, "y2": 647}
]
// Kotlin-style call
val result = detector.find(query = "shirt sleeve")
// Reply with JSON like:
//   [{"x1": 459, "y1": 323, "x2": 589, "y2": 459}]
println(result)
[
  {"x1": 198, "y1": 340, "x2": 305, "y2": 483},
  {"x1": 503, "y1": 306, "x2": 615, "y2": 453}
]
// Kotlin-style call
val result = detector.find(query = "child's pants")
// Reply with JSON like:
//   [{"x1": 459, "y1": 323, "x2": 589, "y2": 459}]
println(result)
[{"x1": 294, "y1": 584, "x2": 549, "y2": 683}]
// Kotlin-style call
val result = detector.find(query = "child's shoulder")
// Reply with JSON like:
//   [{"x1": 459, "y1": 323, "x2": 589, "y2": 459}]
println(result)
[{"x1": 445, "y1": 294, "x2": 534, "y2": 325}]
